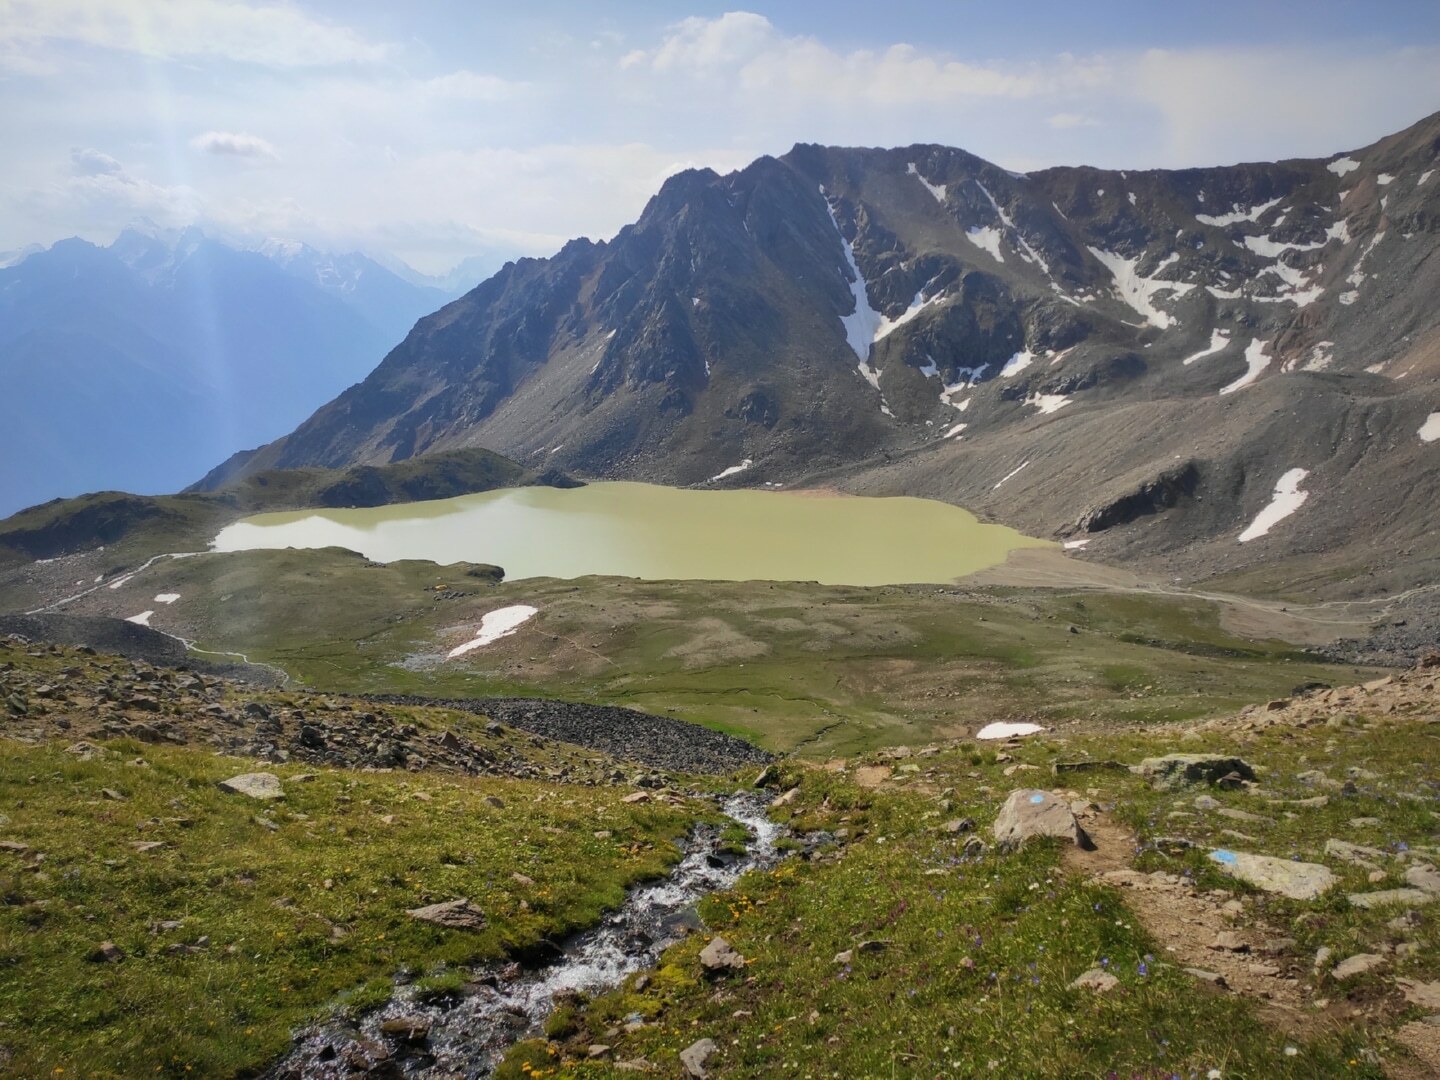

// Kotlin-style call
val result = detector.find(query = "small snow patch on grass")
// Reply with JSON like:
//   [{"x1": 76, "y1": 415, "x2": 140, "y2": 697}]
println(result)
[
  {"x1": 976, "y1": 721, "x2": 1044, "y2": 740},
  {"x1": 448, "y1": 605, "x2": 539, "y2": 658}
]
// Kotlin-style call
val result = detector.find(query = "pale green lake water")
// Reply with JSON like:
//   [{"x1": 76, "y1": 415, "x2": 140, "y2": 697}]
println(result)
[{"x1": 211, "y1": 481, "x2": 1051, "y2": 586}]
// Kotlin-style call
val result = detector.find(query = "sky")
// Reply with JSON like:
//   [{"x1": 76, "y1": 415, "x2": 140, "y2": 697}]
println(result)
[{"x1": 2, "y1": 1, "x2": 1438, "y2": 274}]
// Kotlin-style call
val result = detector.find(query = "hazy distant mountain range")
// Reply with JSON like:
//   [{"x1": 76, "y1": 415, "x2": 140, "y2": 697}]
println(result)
[
  {"x1": 0, "y1": 227, "x2": 485, "y2": 516},
  {"x1": 205, "y1": 111, "x2": 1440, "y2": 593}
]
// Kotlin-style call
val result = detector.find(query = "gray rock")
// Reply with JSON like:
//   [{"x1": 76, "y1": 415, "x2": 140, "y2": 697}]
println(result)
[
  {"x1": 1070, "y1": 968, "x2": 1119, "y2": 992},
  {"x1": 753, "y1": 764, "x2": 779, "y2": 788},
  {"x1": 406, "y1": 898, "x2": 488, "y2": 930},
  {"x1": 1136, "y1": 754, "x2": 1255, "y2": 791},
  {"x1": 1348, "y1": 888, "x2": 1435, "y2": 909},
  {"x1": 1397, "y1": 979, "x2": 1440, "y2": 1009},
  {"x1": 217, "y1": 772, "x2": 284, "y2": 800},
  {"x1": 699, "y1": 936, "x2": 746, "y2": 973},
  {"x1": 1331, "y1": 953, "x2": 1386, "y2": 980},
  {"x1": 1208, "y1": 931, "x2": 1249, "y2": 952},
  {"x1": 88, "y1": 941, "x2": 124, "y2": 963},
  {"x1": 680, "y1": 1037, "x2": 717, "y2": 1078},
  {"x1": 1207, "y1": 849, "x2": 1337, "y2": 900},
  {"x1": 1404, "y1": 864, "x2": 1440, "y2": 894},
  {"x1": 993, "y1": 789, "x2": 1094, "y2": 850},
  {"x1": 1216, "y1": 807, "x2": 1271, "y2": 824},
  {"x1": 1193, "y1": 794, "x2": 1221, "y2": 811},
  {"x1": 1325, "y1": 839, "x2": 1386, "y2": 868}
]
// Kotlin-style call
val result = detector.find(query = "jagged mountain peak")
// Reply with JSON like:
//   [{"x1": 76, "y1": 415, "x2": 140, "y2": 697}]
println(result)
[{"x1": 198, "y1": 110, "x2": 1440, "y2": 590}]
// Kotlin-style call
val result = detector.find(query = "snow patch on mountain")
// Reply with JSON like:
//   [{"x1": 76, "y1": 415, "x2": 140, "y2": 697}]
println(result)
[
  {"x1": 906, "y1": 162, "x2": 946, "y2": 203},
  {"x1": 1302, "y1": 342, "x2": 1335, "y2": 372},
  {"x1": 1195, "y1": 196, "x2": 1282, "y2": 227},
  {"x1": 820, "y1": 187, "x2": 885, "y2": 384},
  {"x1": 709, "y1": 459, "x2": 753, "y2": 482},
  {"x1": 1182, "y1": 329, "x2": 1231, "y2": 366},
  {"x1": 1219, "y1": 339, "x2": 1272, "y2": 395},
  {"x1": 974, "y1": 180, "x2": 1050, "y2": 271},
  {"x1": 874, "y1": 289, "x2": 943, "y2": 343},
  {"x1": 1087, "y1": 248, "x2": 1194, "y2": 329},
  {"x1": 966, "y1": 225, "x2": 1005, "y2": 263},
  {"x1": 993, "y1": 461, "x2": 1030, "y2": 489},
  {"x1": 1338, "y1": 230, "x2": 1386, "y2": 306},
  {"x1": 1027, "y1": 393, "x2": 1071, "y2": 414},
  {"x1": 1420, "y1": 413, "x2": 1440, "y2": 443},
  {"x1": 1327, "y1": 157, "x2": 1360, "y2": 177},
  {"x1": 1238, "y1": 468, "x2": 1310, "y2": 542},
  {"x1": 1242, "y1": 234, "x2": 1328, "y2": 257},
  {"x1": 942, "y1": 421, "x2": 968, "y2": 439},
  {"x1": 998, "y1": 350, "x2": 1036, "y2": 378}
]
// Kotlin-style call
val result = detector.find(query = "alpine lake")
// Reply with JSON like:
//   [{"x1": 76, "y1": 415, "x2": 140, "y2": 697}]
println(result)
[{"x1": 212, "y1": 480, "x2": 1051, "y2": 586}]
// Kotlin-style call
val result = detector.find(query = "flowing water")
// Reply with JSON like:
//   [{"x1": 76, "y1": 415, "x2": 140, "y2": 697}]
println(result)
[
  {"x1": 213, "y1": 481, "x2": 1050, "y2": 586},
  {"x1": 268, "y1": 794, "x2": 787, "y2": 1078}
]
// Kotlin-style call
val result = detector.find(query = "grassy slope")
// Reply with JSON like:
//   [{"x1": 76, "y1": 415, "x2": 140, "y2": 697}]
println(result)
[
  {"x1": 0, "y1": 737, "x2": 701, "y2": 1078},
  {"x1": 513, "y1": 708, "x2": 1439, "y2": 1078},
  {"x1": 77, "y1": 551, "x2": 1381, "y2": 757}
]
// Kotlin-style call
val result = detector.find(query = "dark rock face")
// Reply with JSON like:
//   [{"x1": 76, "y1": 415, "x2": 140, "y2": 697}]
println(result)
[
  {"x1": 201, "y1": 112, "x2": 1440, "y2": 586},
  {"x1": 1072, "y1": 461, "x2": 1201, "y2": 535}
]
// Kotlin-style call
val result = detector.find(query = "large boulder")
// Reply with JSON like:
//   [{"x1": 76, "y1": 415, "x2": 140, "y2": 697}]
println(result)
[
  {"x1": 993, "y1": 790, "x2": 1094, "y2": 850},
  {"x1": 1136, "y1": 754, "x2": 1255, "y2": 790},
  {"x1": 699, "y1": 936, "x2": 746, "y2": 974},
  {"x1": 406, "y1": 898, "x2": 488, "y2": 930},
  {"x1": 217, "y1": 772, "x2": 284, "y2": 800},
  {"x1": 1207, "y1": 849, "x2": 1336, "y2": 900},
  {"x1": 680, "y1": 1038, "x2": 717, "y2": 1078}
]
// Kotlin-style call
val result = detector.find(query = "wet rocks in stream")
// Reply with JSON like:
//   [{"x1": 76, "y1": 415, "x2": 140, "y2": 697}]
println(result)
[{"x1": 265, "y1": 795, "x2": 785, "y2": 1079}]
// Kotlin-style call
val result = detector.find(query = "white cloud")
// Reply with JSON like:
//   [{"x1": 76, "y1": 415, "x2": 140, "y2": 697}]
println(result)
[
  {"x1": 419, "y1": 70, "x2": 521, "y2": 102},
  {"x1": 69, "y1": 147, "x2": 123, "y2": 176},
  {"x1": 627, "y1": 12, "x2": 1111, "y2": 105},
  {"x1": 1047, "y1": 112, "x2": 1099, "y2": 129},
  {"x1": 1132, "y1": 45, "x2": 1440, "y2": 165},
  {"x1": 190, "y1": 130, "x2": 279, "y2": 159},
  {"x1": 19, "y1": 151, "x2": 202, "y2": 236},
  {"x1": 0, "y1": 0, "x2": 389, "y2": 68}
]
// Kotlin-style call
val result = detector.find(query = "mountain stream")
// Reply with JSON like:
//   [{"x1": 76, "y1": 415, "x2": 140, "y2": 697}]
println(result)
[{"x1": 267, "y1": 793, "x2": 785, "y2": 1078}]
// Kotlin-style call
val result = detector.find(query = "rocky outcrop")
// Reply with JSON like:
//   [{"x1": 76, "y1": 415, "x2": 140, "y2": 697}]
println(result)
[{"x1": 1068, "y1": 462, "x2": 1201, "y2": 536}]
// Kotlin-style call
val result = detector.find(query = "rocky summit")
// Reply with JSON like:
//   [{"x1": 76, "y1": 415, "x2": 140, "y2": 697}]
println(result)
[{"x1": 200, "y1": 111, "x2": 1440, "y2": 593}]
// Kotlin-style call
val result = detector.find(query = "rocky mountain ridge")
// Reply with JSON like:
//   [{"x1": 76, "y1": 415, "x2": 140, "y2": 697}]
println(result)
[{"x1": 200, "y1": 111, "x2": 1440, "y2": 594}]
